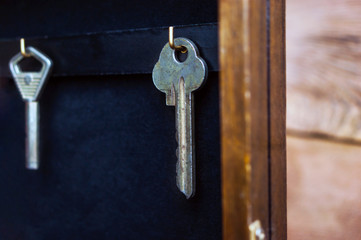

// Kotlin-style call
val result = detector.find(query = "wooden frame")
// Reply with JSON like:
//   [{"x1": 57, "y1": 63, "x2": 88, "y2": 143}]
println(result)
[{"x1": 219, "y1": 0, "x2": 286, "y2": 239}]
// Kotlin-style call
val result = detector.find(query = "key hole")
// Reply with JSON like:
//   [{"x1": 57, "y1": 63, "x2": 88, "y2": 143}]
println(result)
[
  {"x1": 18, "y1": 57, "x2": 42, "y2": 72},
  {"x1": 174, "y1": 47, "x2": 188, "y2": 63}
]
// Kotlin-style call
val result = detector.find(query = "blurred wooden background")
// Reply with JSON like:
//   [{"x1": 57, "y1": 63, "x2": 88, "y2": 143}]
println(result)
[{"x1": 287, "y1": 0, "x2": 361, "y2": 239}]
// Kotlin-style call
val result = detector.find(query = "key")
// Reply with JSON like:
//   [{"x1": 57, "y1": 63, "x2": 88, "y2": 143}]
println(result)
[
  {"x1": 9, "y1": 47, "x2": 53, "y2": 170},
  {"x1": 153, "y1": 38, "x2": 207, "y2": 198}
]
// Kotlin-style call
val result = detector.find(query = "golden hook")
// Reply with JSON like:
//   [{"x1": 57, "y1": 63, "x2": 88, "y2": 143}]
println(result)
[
  {"x1": 20, "y1": 38, "x2": 31, "y2": 57},
  {"x1": 169, "y1": 26, "x2": 187, "y2": 53}
]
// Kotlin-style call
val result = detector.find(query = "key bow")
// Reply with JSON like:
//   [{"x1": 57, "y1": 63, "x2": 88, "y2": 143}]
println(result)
[
  {"x1": 9, "y1": 46, "x2": 53, "y2": 102},
  {"x1": 153, "y1": 38, "x2": 207, "y2": 106}
]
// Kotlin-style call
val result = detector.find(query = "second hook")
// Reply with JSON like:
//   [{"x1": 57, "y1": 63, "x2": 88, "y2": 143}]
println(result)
[{"x1": 20, "y1": 38, "x2": 31, "y2": 58}]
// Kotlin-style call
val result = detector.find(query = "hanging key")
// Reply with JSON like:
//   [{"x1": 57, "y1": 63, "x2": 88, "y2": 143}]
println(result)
[
  {"x1": 153, "y1": 38, "x2": 207, "y2": 198},
  {"x1": 9, "y1": 46, "x2": 53, "y2": 170}
]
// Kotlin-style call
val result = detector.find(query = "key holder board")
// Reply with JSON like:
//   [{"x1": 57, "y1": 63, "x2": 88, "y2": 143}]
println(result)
[
  {"x1": 0, "y1": 1, "x2": 221, "y2": 239},
  {"x1": 0, "y1": 0, "x2": 286, "y2": 239}
]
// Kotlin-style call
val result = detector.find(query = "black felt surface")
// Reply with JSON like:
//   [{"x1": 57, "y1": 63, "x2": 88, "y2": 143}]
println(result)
[
  {"x1": 0, "y1": 73, "x2": 221, "y2": 239},
  {"x1": 0, "y1": 0, "x2": 217, "y2": 39}
]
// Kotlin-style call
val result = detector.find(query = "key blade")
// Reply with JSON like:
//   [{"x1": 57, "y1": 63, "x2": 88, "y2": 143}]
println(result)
[
  {"x1": 176, "y1": 77, "x2": 195, "y2": 198},
  {"x1": 25, "y1": 101, "x2": 39, "y2": 170}
]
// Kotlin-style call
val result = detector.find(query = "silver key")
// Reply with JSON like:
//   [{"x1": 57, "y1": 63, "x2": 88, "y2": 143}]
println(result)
[
  {"x1": 9, "y1": 47, "x2": 53, "y2": 170},
  {"x1": 153, "y1": 38, "x2": 207, "y2": 198}
]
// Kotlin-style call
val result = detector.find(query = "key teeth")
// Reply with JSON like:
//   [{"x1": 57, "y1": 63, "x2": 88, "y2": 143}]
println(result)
[{"x1": 176, "y1": 145, "x2": 195, "y2": 199}]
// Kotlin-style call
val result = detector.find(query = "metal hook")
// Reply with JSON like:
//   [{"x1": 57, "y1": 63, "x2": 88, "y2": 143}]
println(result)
[
  {"x1": 169, "y1": 26, "x2": 187, "y2": 53},
  {"x1": 20, "y1": 38, "x2": 31, "y2": 58}
]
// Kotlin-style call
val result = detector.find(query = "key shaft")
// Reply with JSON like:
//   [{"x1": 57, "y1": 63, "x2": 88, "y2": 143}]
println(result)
[
  {"x1": 25, "y1": 101, "x2": 40, "y2": 170},
  {"x1": 175, "y1": 77, "x2": 195, "y2": 198}
]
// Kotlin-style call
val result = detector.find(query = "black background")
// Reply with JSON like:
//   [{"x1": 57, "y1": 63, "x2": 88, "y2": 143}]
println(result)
[
  {"x1": 0, "y1": 0, "x2": 217, "y2": 39},
  {"x1": 0, "y1": 0, "x2": 220, "y2": 239}
]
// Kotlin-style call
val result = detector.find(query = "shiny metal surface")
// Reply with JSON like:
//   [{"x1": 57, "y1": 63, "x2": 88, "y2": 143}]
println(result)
[
  {"x1": 20, "y1": 38, "x2": 31, "y2": 58},
  {"x1": 9, "y1": 47, "x2": 53, "y2": 102},
  {"x1": 9, "y1": 47, "x2": 53, "y2": 170},
  {"x1": 153, "y1": 38, "x2": 207, "y2": 198},
  {"x1": 26, "y1": 101, "x2": 39, "y2": 169}
]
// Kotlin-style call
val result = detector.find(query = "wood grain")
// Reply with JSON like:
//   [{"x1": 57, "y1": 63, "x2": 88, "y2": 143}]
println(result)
[
  {"x1": 288, "y1": 136, "x2": 361, "y2": 240},
  {"x1": 287, "y1": 0, "x2": 361, "y2": 142},
  {"x1": 270, "y1": 0, "x2": 287, "y2": 239},
  {"x1": 220, "y1": 0, "x2": 252, "y2": 238},
  {"x1": 219, "y1": 0, "x2": 286, "y2": 239}
]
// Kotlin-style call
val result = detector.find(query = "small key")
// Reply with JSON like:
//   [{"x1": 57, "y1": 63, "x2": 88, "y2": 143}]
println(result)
[
  {"x1": 153, "y1": 38, "x2": 207, "y2": 198},
  {"x1": 9, "y1": 47, "x2": 53, "y2": 170}
]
